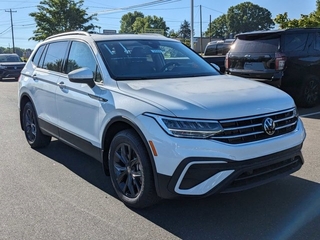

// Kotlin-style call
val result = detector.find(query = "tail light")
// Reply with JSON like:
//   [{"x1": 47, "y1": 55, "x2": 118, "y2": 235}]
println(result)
[
  {"x1": 225, "y1": 53, "x2": 230, "y2": 70},
  {"x1": 275, "y1": 52, "x2": 286, "y2": 70}
]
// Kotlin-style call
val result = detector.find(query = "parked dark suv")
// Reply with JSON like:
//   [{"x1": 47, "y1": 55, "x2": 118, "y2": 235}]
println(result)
[
  {"x1": 0, "y1": 54, "x2": 25, "y2": 81},
  {"x1": 225, "y1": 28, "x2": 320, "y2": 107},
  {"x1": 204, "y1": 39, "x2": 234, "y2": 56}
]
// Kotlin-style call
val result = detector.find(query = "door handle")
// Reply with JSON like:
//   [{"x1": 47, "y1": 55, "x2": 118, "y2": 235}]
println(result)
[{"x1": 57, "y1": 81, "x2": 65, "y2": 88}]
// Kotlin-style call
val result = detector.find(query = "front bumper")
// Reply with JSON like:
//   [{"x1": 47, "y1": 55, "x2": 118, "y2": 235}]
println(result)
[
  {"x1": 156, "y1": 144, "x2": 303, "y2": 199},
  {"x1": 0, "y1": 69, "x2": 22, "y2": 80}
]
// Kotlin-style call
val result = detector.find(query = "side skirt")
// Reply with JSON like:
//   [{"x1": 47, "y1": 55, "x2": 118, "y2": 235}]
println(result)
[{"x1": 38, "y1": 118, "x2": 102, "y2": 162}]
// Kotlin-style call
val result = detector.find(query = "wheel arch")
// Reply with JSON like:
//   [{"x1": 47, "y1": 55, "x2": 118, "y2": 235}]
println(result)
[
  {"x1": 19, "y1": 93, "x2": 35, "y2": 131},
  {"x1": 101, "y1": 116, "x2": 161, "y2": 196}
]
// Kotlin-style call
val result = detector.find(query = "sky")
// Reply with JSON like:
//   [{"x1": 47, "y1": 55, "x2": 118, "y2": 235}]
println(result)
[{"x1": 0, "y1": 0, "x2": 318, "y2": 50}]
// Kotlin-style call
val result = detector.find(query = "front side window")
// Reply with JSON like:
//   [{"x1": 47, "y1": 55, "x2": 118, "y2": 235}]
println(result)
[
  {"x1": 66, "y1": 41, "x2": 102, "y2": 83},
  {"x1": 97, "y1": 39, "x2": 219, "y2": 80},
  {"x1": 42, "y1": 41, "x2": 68, "y2": 72}
]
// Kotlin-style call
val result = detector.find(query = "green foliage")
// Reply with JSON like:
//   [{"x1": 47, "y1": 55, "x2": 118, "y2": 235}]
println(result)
[
  {"x1": 0, "y1": 47, "x2": 27, "y2": 57},
  {"x1": 204, "y1": 15, "x2": 228, "y2": 38},
  {"x1": 119, "y1": 11, "x2": 169, "y2": 36},
  {"x1": 227, "y1": 2, "x2": 274, "y2": 34},
  {"x1": 205, "y1": 2, "x2": 274, "y2": 38},
  {"x1": 29, "y1": 0, "x2": 98, "y2": 41},
  {"x1": 181, "y1": 39, "x2": 191, "y2": 47},
  {"x1": 119, "y1": 11, "x2": 144, "y2": 33},
  {"x1": 168, "y1": 29, "x2": 179, "y2": 38},
  {"x1": 178, "y1": 20, "x2": 191, "y2": 39},
  {"x1": 274, "y1": 0, "x2": 320, "y2": 28}
]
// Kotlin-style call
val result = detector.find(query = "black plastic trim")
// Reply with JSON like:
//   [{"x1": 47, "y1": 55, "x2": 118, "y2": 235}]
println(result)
[{"x1": 155, "y1": 144, "x2": 303, "y2": 199}]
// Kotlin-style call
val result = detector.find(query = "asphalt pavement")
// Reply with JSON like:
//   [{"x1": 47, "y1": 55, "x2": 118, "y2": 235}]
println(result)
[{"x1": 1, "y1": 81, "x2": 320, "y2": 240}]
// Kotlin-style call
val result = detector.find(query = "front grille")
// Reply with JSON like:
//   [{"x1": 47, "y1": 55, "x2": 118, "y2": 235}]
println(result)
[
  {"x1": 212, "y1": 108, "x2": 297, "y2": 144},
  {"x1": 226, "y1": 156, "x2": 303, "y2": 191},
  {"x1": 6, "y1": 66, "x2": 23, "y2": 70}
]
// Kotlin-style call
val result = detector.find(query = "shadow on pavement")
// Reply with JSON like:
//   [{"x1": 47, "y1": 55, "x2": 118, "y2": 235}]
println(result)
[{"x1": 37, "y1": 140, "x2": 320, "y2": 240}]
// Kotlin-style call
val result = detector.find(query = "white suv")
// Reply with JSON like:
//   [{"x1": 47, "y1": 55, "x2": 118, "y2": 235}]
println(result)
[{"x1": 18, "y1": 31, "x2": 306, "y2": 208}]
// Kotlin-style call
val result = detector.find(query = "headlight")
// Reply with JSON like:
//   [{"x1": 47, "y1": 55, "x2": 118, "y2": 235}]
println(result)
[{"x1": 145, "y1": 113, "x2": 224, "y2": 138}]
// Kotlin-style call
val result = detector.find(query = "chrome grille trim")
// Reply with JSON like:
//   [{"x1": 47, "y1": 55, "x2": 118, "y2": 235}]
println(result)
[
  {"x1": 211, "y1": 108, "x2": 298, "y2": 144},
  {"x1": 218, "y1": 108, "x2": 296, "y2": 123}
]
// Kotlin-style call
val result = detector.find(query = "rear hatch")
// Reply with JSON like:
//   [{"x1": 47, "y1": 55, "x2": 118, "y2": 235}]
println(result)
[{"x1": 225, "y1": 32, "x2": 282, "y2": 80}]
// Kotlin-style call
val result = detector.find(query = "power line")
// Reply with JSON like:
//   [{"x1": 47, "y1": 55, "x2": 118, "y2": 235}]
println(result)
[
  {"x1": 0, "y1": 26, "x2": 11, "y2": 35},
  {"x1": 95, "y1": 0, "x2": 181, "y2": 15}
]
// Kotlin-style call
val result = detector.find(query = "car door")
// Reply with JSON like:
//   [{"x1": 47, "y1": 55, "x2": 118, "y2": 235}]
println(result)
[
  {"x1": 31, "y1": 41, "x2": 69, "y2": 137},
  {"x1": 55, "y1": 41, "x2": 105, "y2": 158}
]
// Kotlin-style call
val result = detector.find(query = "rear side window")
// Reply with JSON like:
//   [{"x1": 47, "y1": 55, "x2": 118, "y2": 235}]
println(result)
[
  {"x1": 313, "y1": 32, "x2": 320, "y2": 51},
  {"x1": 32, "y1": 45, "x2": 46, "y2": 67},
  {"x1": 42, "y1": 41, "x2": 68, "y2": 72},
  {"x1": 232, "y1": 35, "x2": 279, "y2": 53},
  {"x1": 283, "y1": 33, "x2": 309, "y2": 51}
]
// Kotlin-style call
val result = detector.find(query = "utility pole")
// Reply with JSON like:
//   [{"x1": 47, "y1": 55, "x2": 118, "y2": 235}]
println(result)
[
  {"x1": 209, "y1": 15, "x2": 211, "y2": 42},
  {"x1": 200, "y1": 5, "x2": 202, "y2": 54},
  {"x1": 6, "y1": 9, "x2": 17, "y2": 53},
  {"x1": 190, "y1": 0, "x2": 194, "y2": 50}
]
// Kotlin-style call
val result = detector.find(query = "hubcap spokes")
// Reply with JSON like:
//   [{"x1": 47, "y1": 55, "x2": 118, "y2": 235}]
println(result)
[
  {"x1": 25, "y1": 109, "x2": 36, "y2": 142},
  {"x1": 113, "y1": 143, "x2": 142, "y2": 198},
  {"x1": 305, "y1": 80, "x2": 319, "y2": 104}
]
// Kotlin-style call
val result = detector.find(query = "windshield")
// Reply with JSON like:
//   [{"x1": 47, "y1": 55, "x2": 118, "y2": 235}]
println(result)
[
  {"x1": 233, "y1": 34, "x2": 280, "y2": 53},
  {"x1": 0, "y1": 55, "x2": 22, "y2": 62},
  {"x1": 96, "y1": 39, "x2": 220, "y2": 80}
]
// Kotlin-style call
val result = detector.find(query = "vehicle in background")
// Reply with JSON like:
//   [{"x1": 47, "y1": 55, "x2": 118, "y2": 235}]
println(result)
[
  {"x1": 202, "y1": 39, "x2": 234, "y2": 73},
  {"x1": 225, "y1": 28, "x2": 320, "y2": 107},
  {"x1": 203, "y1": 39, "x2": 234, "y2": 56},
  {"x1": 0, "y1": 54, "x2": 25, "y2": 81}
]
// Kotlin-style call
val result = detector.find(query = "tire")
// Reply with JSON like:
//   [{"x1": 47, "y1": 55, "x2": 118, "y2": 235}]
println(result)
[
  {"x1": 108, "y1": 129, "x2": 160, "y2": 208},
  {"x1": 22, "y1": 102, "x2": 51, "y2": 148},
  {"x1": 297, "y1": 76, "x2": 319, "y2": 108}
]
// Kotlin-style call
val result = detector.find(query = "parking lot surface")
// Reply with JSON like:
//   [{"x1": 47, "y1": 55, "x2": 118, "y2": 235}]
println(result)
[{"x1": 1, "y1": 81, "x2": 320, "y2": 240}]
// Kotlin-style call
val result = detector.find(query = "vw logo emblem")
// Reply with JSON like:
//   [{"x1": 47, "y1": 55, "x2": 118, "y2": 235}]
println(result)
[{"x1": 263, "y1": 117, "x2": 276, "y2": 136}]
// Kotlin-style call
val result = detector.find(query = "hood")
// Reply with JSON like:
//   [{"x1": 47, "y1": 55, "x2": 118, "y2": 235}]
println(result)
[{"x1": 117, "y1": 75, "x2": 295, "y2": 119}]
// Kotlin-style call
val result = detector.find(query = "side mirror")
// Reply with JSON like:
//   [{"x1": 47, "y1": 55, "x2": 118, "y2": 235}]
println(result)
[{"x1": 68, "y1": 67, "x2": 95, "y2": 88}]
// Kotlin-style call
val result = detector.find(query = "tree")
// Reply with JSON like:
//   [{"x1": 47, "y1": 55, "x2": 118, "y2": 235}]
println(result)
[
  {"x1": 274, "y1": 0, "x2": 320, "y2": 28},
  {"x1": 119, "y1": 11, "x2": 144, "y2": 33},
  {"x1": 178, "y1": 20, "x2": 191, "y2": 39},
  {"x1": 204, "y1": 15, "x2": 229, "y2": 38},
  {"x1": 227, "y1": 2, "x2": 274, "y2": 34},
  {"x1": 168, "y1": 29, "x2": 179, "y2": 38},
  {"x1": 119, "y1": 12, "x2": 169, "y2": 36},
  {"x1": 205, "y1": 2, "x2": 274, "y2": 38},
  {"x1": 29, "y1": 0, "x2": 98, "y2": 41}
]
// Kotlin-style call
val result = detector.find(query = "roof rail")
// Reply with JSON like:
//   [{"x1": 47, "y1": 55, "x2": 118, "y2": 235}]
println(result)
[{"x1": 45, "y1": 31, "x2": 90, "y2": 40}]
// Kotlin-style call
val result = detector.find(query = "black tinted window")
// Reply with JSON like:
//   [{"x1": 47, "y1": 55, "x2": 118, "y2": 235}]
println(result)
[
  {"x1": 42, "y1": 41, "x2": 68, "y2": 72},
  {"x1": 233, "y1": 35, "x2": 279, "y2": 53},
  {"x1": 32, "y1": 45, "x2": 46, "y2": 67},
  {"x1": 314, "y1": 32, "x2": 320, "y2": 51},
  {"x1": 97, "y1": 40, "x2": 219, "y2": 80},
  {"x1": 284, "y1": 33, "x2": 308, "y2": 51}
]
